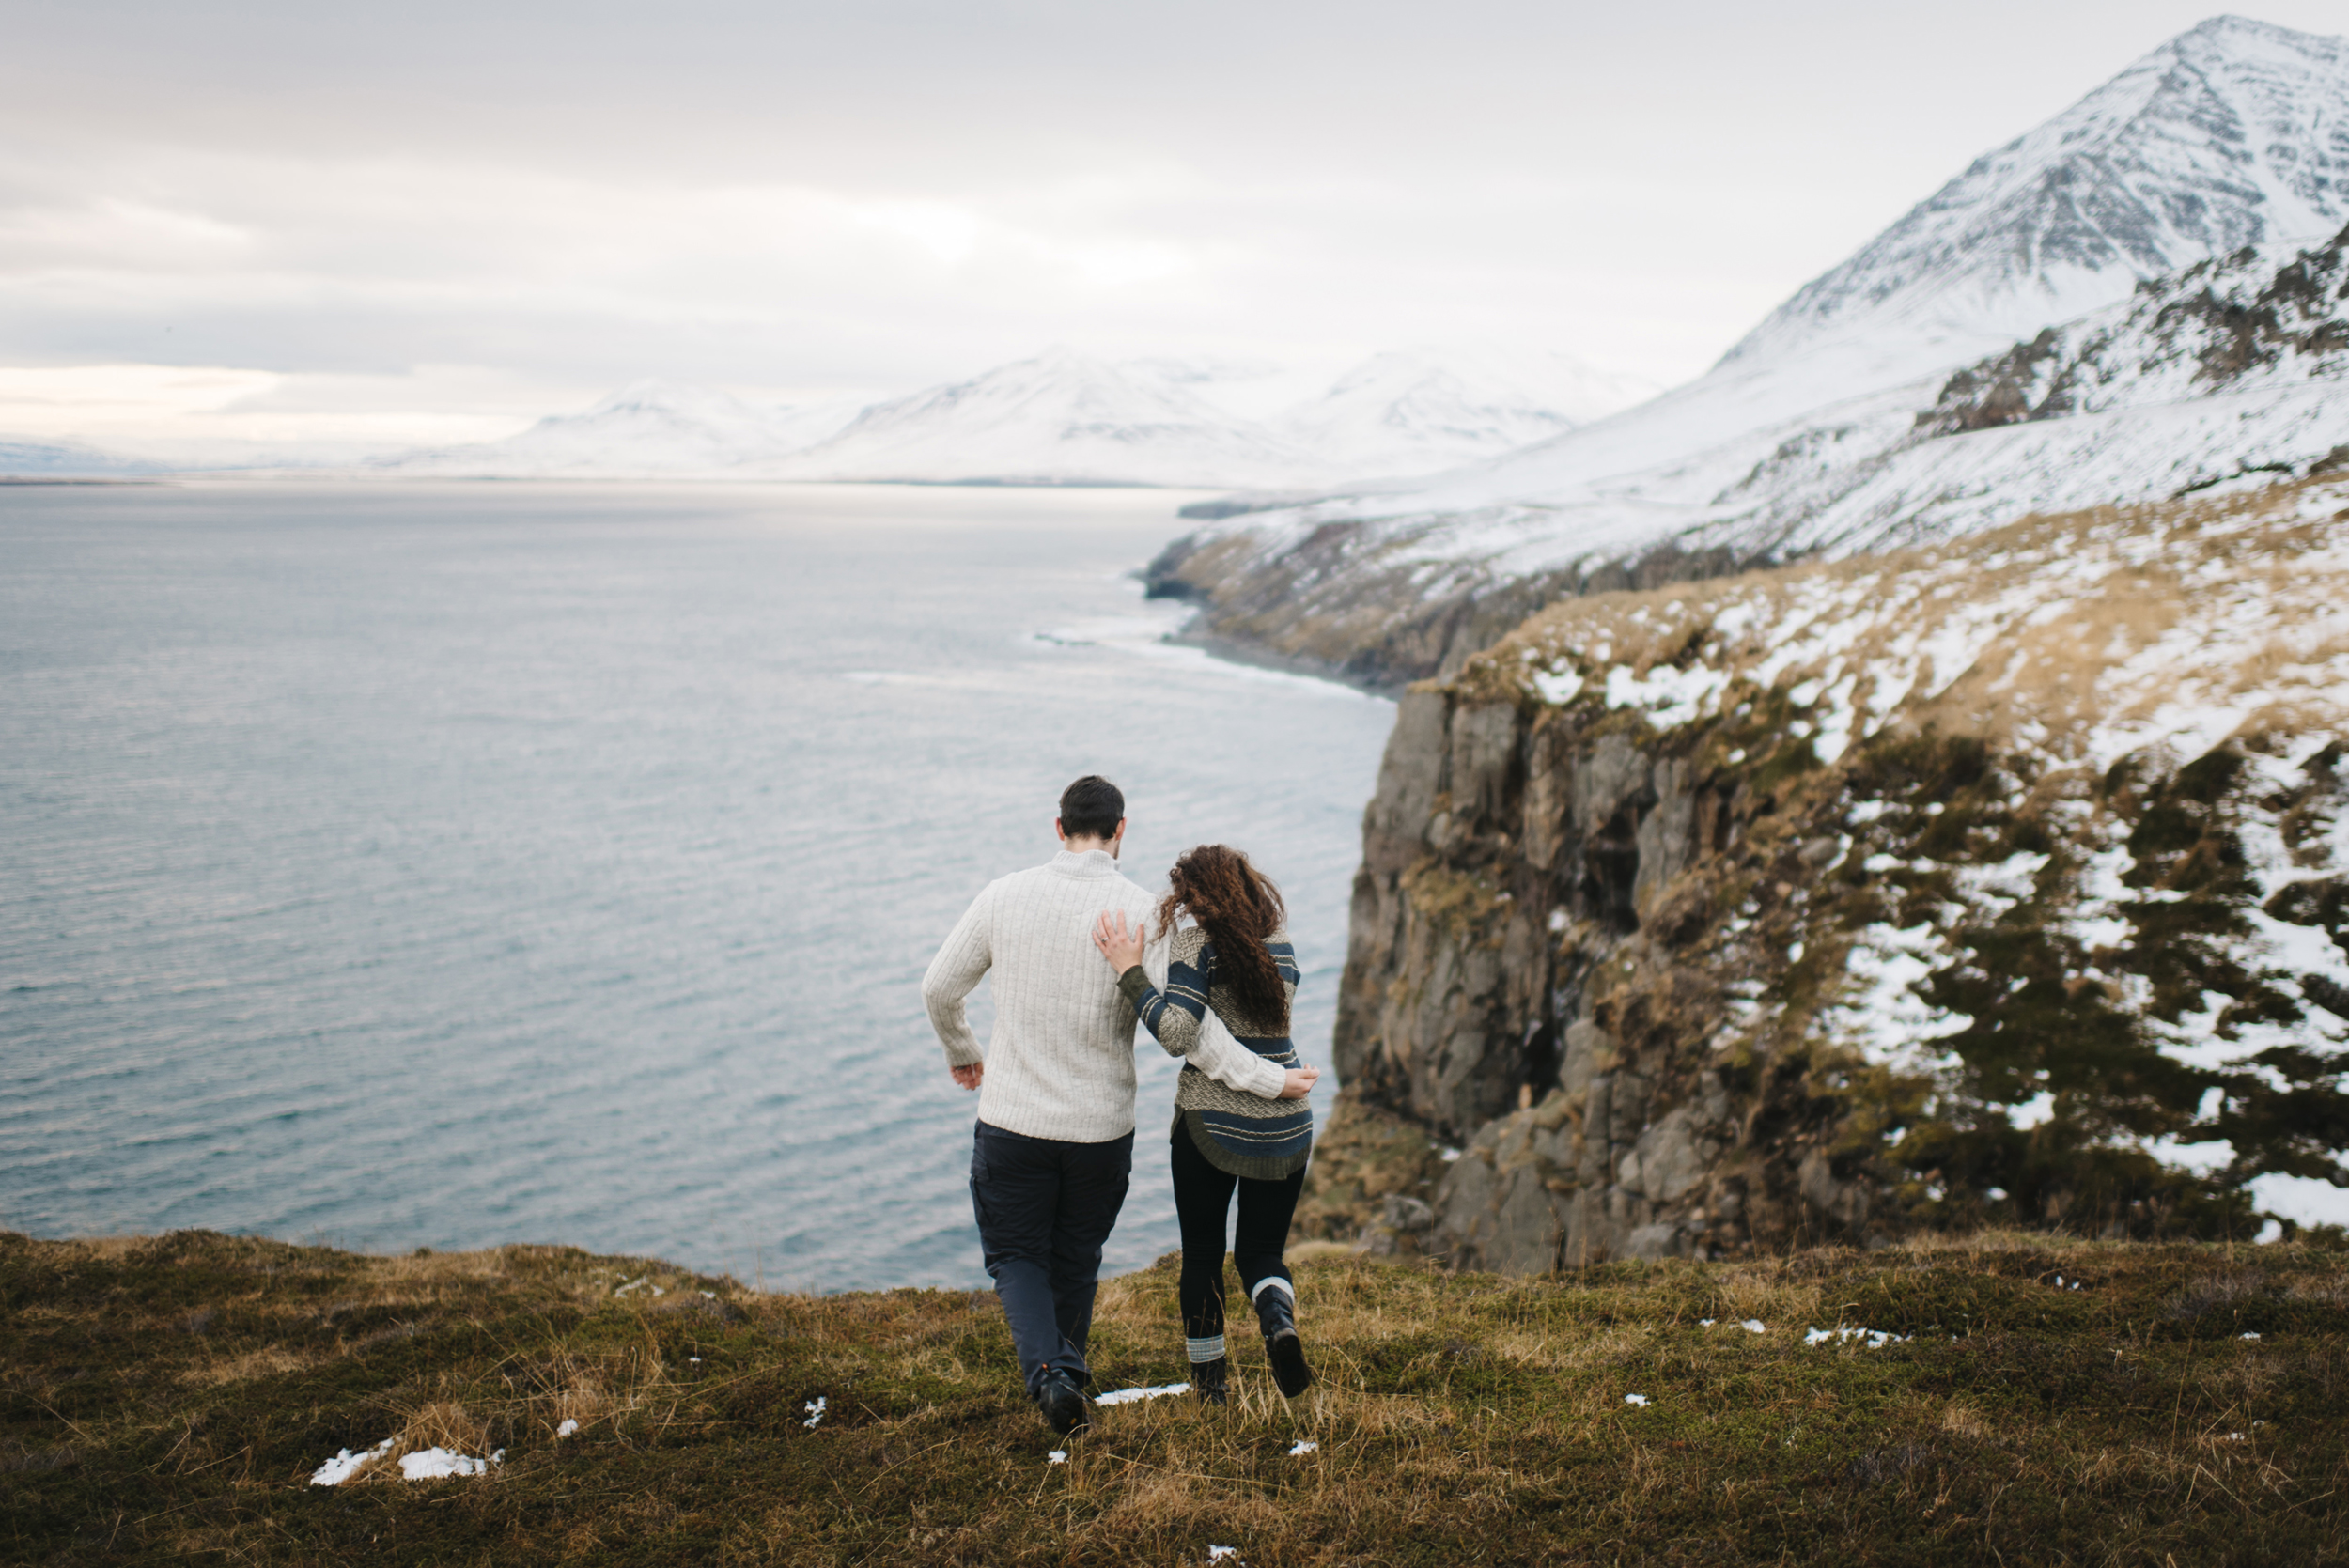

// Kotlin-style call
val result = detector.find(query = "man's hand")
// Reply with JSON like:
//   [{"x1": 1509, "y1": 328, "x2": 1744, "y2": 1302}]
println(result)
[
  {"x1": 1278, "y1": 1064, "x2": 1320, "y2": 1100},
  {"x1": 1092, "y1": 909, "x2": 1148, "y2": 973},
  {"x1": 950, "y1": 1063, "x2": 984, "y2": 1091}
]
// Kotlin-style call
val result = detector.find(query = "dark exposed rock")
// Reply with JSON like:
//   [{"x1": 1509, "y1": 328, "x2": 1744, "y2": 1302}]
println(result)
[
  {"x1": 1917, "y1": 224, "x2": 2349, "y2": 442},
  {"x1": 1143, "y1": 528, "x2": 1758, "y2": 691},
  {"x1": 1301, "y1": 664, "x2": 2349, "y2": 1272}
]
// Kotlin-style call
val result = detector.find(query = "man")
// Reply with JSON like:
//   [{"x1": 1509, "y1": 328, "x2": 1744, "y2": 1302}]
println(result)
[{"x1": 918, "y1": 774, "x2": 1158, "y2": 1436}]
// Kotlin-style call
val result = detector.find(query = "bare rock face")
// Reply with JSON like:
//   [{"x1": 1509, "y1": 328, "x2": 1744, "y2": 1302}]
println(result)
[
  {"x1": 1328, "y1": 685, "x2": 1776, "y2": 1270},
  {"x1": 1287, "y1": 1090, "x2": 1447, "y2": 1256},
  {"x1": 1144, "y1": 528, "x2": 1745, "y2": 691},
  {"x1": 1286, "y1": 461, "x2": 2349, "y2": 1277}
]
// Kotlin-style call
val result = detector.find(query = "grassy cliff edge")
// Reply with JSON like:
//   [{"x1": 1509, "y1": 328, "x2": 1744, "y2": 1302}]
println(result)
[{"x1": 6, "y1": 1229, "x2": 2344, "y2": 1565}]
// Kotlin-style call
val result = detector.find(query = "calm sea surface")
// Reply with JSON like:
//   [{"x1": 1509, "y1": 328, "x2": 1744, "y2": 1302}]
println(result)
[{"x1": 0, "y1": 482, "x2": 1394, "y2": 1291}]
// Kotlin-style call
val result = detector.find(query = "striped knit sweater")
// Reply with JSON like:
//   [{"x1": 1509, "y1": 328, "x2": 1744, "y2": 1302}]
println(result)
[{"x1": 1116, "y1": 924, "x2": 1313, "y2": 1182}]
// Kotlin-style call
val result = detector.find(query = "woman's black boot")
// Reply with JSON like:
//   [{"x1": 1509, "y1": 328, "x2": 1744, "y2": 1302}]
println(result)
[
  {"x1": 1190, "y1": 1355, "x2": 1228, "y2": 1405},
  {"x1": 1254, "y1": 1283, "x2": 1313, "y2": 1398}
]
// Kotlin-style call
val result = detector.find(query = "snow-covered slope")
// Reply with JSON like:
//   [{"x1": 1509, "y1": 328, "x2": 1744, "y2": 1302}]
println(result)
[
  {"x1": 1157, "y1": 18, "x2": 2349, "y2": 681},
  {"x1": 1271, "y1": 347, "x2": 1657, "y2": 475},
  {"x1": 1729, "y1": 14, "x2": 2349, "y2": 371},
  {"x1": 379, "y1": 380, "x2": 865, "y2": 478},
  {"x1": 758, "y1": 348, "x2": 1320, "y2": 487}
]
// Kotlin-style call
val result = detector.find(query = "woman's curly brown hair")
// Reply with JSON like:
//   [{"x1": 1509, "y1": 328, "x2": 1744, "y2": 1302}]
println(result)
[{"x1": 1157, "y1": 845, "x2": 1288, "y2": 1028}]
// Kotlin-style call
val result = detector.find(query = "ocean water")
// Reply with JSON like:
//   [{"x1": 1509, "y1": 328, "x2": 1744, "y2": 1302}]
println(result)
[{"x1": 0, "y1": 482, "x2": 1394, "y2": 1291}]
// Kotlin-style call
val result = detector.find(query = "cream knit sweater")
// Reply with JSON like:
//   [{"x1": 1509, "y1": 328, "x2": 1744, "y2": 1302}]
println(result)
[{"x1": 922, "y1": 848, "x2": 1283, "y2": 1143}]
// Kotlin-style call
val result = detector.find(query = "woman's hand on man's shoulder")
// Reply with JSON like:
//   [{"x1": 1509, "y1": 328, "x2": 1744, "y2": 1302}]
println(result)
[{"x1": 1092, "y1": 908, "x2": 1149, "y2": 973}]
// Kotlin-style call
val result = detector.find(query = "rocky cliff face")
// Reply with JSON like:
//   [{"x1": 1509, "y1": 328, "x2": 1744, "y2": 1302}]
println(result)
[
  {"x1": 1304, "y1": 476, "x2": 2349, "y2": 1270},
  {"x1": 1143, "y1": 527, "x2": 1744, "y2": 691},
  {"x1": 1330, "y1": 683, "x2": 1759, "y2": 1269}
]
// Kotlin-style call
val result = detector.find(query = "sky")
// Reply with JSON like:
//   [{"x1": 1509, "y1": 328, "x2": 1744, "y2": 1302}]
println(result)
[{"x1": 4, "y1": 2, "x2": 2346, "y2": 460}]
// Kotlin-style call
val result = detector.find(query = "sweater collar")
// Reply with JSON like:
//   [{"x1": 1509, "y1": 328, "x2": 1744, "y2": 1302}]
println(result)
[{"x1": 1050, "y1": 848, "x2": 1121, "y2": 878}]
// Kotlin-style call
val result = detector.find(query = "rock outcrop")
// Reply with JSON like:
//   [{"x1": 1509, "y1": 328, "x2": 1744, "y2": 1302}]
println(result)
[
  {"x1": 1144, "y1": 528, "x2": 1747, "y2": 691},
  {"x1": 1299, "y1": 477, "x2": 2349, "y2": 1269}
]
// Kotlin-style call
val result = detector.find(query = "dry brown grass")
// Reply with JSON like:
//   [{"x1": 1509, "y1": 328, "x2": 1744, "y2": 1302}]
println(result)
[
  {"x1": 1462, "y1": 474, "x2": 2349, "y2": 768},
  {"x1": 7, "y1": 1228, "x2": 2348, "y2": 1564}
]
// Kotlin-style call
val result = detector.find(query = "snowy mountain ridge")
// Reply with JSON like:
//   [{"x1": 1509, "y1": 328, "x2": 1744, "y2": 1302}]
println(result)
[
  {"x1": 1271, "y1": 347, "x2": 1660, "y2": 476},
  {"x1": 753, "y1": 348, "x2": 1321, "y2": 488},
  {"x1": 378, "y1": 380, "x2": 867, "y2": 478},
  {"x1": 1729, "y1": 14, "x2": 2349, "y2": 371},
  {"x1": 1151, "y1": 17, "x2": 2349, "y2": 686},
  {"x1": 373, "y1": 345, "x2": 1652, "y2": 487}
]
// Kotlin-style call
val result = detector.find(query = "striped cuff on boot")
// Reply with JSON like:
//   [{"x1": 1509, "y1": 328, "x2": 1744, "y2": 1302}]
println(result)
[{"x1": 1186, "y1": 1335, "x2": 1226, "y2": 1364}]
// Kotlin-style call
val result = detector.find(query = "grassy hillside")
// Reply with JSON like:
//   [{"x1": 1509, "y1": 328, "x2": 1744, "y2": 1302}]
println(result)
[{"x1": 5, "y1": 1230, "x2": 2345, "y2": 1565}]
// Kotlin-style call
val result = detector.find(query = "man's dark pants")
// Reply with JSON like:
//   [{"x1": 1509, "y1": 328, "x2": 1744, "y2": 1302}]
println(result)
[{"x1": 970, "y1": 1120, "x2": 1134, "y2": 1399}]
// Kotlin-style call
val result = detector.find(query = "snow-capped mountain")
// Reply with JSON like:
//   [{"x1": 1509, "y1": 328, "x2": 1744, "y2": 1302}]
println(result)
[
  {"x1": 369, "y1": 348, "x2": 1656, "y2": 487},
  {"x1": 759, "y1": 348, "x2": 1323, "y2": 488},
  {"x1": 379, "y1": 380, "x2": 865, "y2": 478},
  {"x1": 1153, "y1": 17, "x2": 2349, "y2": 683},
  {"x1": 1271, "y1": 347, "x2": 1658, "y2": 476},
  {"x1": 1729, "y1": 14, "x2": 2349, "y2": 371}
]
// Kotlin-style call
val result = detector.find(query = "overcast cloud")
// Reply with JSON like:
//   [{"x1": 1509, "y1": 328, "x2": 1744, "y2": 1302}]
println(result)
[{"x1": 4, "y1": 1, "x2": 2343, "y2": 457}]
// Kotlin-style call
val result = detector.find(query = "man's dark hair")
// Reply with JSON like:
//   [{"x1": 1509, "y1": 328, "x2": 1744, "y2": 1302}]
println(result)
[{"x1": 1058, "y1": 775, "x2": 1125, "y2": 842}]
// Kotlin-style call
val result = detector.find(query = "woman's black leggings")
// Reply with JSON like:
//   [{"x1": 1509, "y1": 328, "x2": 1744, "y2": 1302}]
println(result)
[{"x1": 1170, "y1": 1127, "x2": 1304, "y2": 1349}]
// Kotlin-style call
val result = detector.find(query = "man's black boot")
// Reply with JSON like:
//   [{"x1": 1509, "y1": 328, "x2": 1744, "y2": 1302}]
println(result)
[
  {"x1": 1035, "y1": 1370, "x2": 1091, "y2": 1436},
  {"x1": 1254, "y1": 1284, "x2": 1313, "y2": 1399},
  {"x1": 1190, "y1": 1356, "x2": 1228, "y2": 1406}
]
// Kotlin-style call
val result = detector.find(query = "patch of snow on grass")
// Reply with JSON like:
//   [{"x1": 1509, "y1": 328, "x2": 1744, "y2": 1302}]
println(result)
[
  {"x1": 399, "y1": 1448, "x2": 502, "y2": 1481},
  {"x1": 1605, "y1": 661, "x2": 1731, "y2": 730},
  {"x1": 309, "y1": 1437, "x2": 394, "y2": 1486},
  {"x1": 1816, "y1": 923, "x2": 1971, "y2": 1074},
  {"x1": 1624, "y1": 1393, "x2": 1651, "y2": 1406},
  {"x1": 1952, "y1": 851, "x2": 2049, "y2": 918},
  {"x1": 2010, "y1": 1092, "x2": 2057, "y2": 1131},
  {"x1": 803, "y1": 1396, "x2": 827, "y2": 1429},
  {"x1": 2250, "y1": 1172, "x2": 2349, "y2": 1229},
  {"x1": 556, "y1": 1419, "x2": 579, "y2": 1438},
  {"x1": 1532, "y1": 668, "x2": 1584, "y2": 706},
  {"x1": 1812, "y1": 673, "x2": 1862, "y2": 764},
  {"x1": 1804, "y1": 1326, "x2": 1912, "y2": 1349},
  {"x1": 1093, "y1": 1382, "x2": 1190, "y2": 1405},
  {"x1": 1288, "y1": 1440, "x2": 1318, "y2": 1455}
]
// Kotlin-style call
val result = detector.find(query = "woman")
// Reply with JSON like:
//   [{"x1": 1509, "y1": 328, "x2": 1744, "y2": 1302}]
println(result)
[{"x1": 1092, "y1": 845, "x2": 1319, "y2": 1404}]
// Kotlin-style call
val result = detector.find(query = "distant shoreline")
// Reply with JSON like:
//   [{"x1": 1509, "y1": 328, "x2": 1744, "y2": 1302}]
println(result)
[{"x1": 0, "y1": 475, "x2": 170, "y2": 487}]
